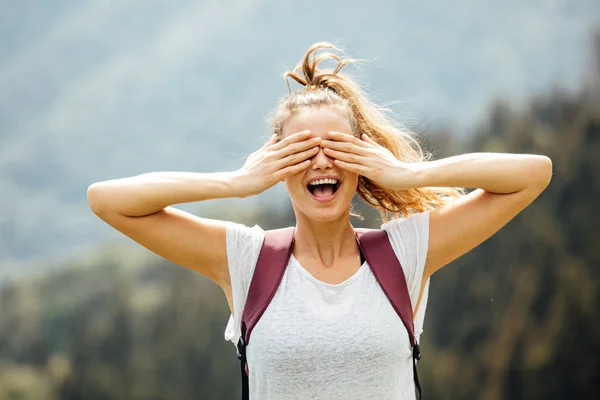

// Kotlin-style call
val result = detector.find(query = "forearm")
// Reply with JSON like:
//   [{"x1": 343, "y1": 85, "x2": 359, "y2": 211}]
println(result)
[
  {"x1": 87, "y1": 171, "x2": 247, "y2": 217},
  {"x1": 409, "y1": 153, "x2": 552, "y2": 194}
]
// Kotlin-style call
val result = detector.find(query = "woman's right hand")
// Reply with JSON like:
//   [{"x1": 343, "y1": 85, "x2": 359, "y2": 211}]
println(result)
[{"x1": 235, "y1": 130, "x2": 322, "y2": 197}]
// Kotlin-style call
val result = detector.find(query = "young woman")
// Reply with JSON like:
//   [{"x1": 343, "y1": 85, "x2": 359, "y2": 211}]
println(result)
[{"x1": 87, "y1": 42, "x2": 552, "y2": 399}]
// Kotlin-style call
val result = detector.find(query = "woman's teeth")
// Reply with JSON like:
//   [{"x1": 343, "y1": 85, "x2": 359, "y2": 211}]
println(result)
[
  {"x1": 309, "y1": 178, "x2": 338, "y2": 186},
  {"x1": 308, "y1": 179, "x2": 339, "y2": 198}
]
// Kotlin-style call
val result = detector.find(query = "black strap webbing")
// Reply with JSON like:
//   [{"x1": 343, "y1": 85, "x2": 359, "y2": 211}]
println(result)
[
  {"x1": 414, "y1": 342, "x2": 422, "y2": 399},
  {"x1": 238, "y1": 324, "x2": 249, "y2": 400},
  {"x1": 240, "y1": 355, "x2": 249, "y2": 400}
]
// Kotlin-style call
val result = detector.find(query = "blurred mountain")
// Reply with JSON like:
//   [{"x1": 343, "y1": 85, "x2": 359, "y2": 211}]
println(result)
[
  {"x1": 1, "y1": 0, "x2": 599, "y2": 273},
  {"x1": 1, "y1": 60, "x2": 599, "y2": 397}
]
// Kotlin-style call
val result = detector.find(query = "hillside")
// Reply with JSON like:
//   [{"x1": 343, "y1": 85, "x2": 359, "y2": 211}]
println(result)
[
  {"x1": 1, "y1": 0, "x2": 598, "y2": 272},
  {"x1": 1, "y1": 39, "x2": 599, "y2": 398}
]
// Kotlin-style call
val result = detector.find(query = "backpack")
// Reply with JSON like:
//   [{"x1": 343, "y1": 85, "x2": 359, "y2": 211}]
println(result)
[{"x1": 235, "y1": 227, "x2": 422, "y2": 400}]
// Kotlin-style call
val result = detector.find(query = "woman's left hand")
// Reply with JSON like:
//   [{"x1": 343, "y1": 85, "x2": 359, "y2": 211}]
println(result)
[{"x1": 321, "y1": 131, "x2": 418, "y2": 190}]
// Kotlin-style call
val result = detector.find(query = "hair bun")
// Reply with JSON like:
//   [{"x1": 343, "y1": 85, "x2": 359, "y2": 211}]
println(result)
[
  {"x1": 285, "y1": 42, "x2": 351, "y2": 94},
  {"x1": 304, "y1": 84, "x2": 322, "y2": 92}
]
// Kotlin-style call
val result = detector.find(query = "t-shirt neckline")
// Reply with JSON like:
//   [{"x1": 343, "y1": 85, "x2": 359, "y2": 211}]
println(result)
[{"x1": 289, "y1": 254, "x2": 367, "y2": 288}]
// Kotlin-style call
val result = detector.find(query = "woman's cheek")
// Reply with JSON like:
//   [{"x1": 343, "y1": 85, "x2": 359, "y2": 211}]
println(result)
[{"x1": 285, "y1": 176, "x2": 304, "y2": 196}]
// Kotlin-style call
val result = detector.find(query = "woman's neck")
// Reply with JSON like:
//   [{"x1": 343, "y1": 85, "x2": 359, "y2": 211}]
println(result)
[{"x1": 292, "y1": 213, "x2": 358, "y2": 268}]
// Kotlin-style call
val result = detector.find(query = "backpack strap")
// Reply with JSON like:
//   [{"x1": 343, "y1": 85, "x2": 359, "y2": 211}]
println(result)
[
  {"x1": 355, "y1": 229, "x2": 415, "y2": 345},
  {"x1": 237, "y1": 227, "x2": 421, "y2": 400},
  {"x1": 237, "y1": 227, "x2": 295, "y2": 400},
  {"x1": 355, "y1": 228, "x2": 422, "y2": 399}
]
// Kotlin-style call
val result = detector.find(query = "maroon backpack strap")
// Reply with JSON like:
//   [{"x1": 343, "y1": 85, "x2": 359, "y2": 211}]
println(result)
[
  {"x1": 356, "y1": 228, "x2": 422, "y2": 399},
  {"x1": 237, "y1": 227, "x2": 295, "y2": 400},
  {"x1": 242, "y1": 227, "x2": 295, "y2": 344},
  {"x1": 237, "y1": 227, "x2": 421, "y2": 400},
  {"x1": 355, "y1": 228, "x2": 415, "y2": 346}
]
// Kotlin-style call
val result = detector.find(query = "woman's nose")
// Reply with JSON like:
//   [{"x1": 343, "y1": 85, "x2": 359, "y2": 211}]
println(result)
[{"x1": 312, "y1": 147, "x2": 333, "y2": 170}]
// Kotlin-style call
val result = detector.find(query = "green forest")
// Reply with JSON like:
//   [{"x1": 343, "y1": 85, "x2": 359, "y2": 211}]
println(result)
[{"x1": 1, "y1": 39, "x2": 599, "y2": 400}]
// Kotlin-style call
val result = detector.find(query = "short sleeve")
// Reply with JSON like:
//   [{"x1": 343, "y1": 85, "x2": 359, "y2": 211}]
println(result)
[
  {"x1": 381, "y1": 211, "x2": 430, "y2": 340},
  {"x1": 223, "y1": 221, "x2": 265, "y2": 347}
]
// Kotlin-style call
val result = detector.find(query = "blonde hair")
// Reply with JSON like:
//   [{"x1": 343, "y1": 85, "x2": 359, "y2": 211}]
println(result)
[{"x1": 271, "y1": 42, "x2": 463, "y2": 221}]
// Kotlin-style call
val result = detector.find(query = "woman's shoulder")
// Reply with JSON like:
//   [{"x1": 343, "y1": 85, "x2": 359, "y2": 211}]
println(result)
[
  {"x1": 379, "y1": 211, "x2": 430, "y2": 274},
  {"x1": 381, "y1": 211, "x2": 430, "y2": 236},
  {"x1": 380, "y1": 212, "x2": 431, "y2": 313},
  {"x1": 224, "y1": 220, "x2": 265, "y2": 237}
]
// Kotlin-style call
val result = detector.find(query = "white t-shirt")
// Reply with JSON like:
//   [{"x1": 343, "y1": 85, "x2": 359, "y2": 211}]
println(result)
[{"x1": 224, "y1": 211, "x2": 431, "y2": 400}]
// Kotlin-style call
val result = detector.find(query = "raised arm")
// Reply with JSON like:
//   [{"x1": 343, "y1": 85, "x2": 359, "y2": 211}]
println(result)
[
  {"x1": 319, "y1": 132, "x2": 552, "y2": 278},
  {"x1": 410, "y1": 152, "x2": 552, "y2": 277},
  {"x1": 87, "y1": 131, "x2": 322, "y2": 296},
  {"x1": 87, "y1": 171, "x2": 246, "y2": 288}
]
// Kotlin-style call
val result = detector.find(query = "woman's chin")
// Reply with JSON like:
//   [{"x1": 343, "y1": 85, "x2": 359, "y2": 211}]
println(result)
[{"x1": 302, "y1": 202, "x2": 351, "y2": 223}]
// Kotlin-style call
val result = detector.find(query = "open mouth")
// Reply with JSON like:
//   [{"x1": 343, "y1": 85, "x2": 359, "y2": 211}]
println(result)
[{"x1": 307, "y1": 178, "x2": 340, "y2": 200}]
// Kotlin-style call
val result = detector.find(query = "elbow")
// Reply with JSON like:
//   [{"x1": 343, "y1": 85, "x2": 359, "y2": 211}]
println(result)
[
  {"x1": 87, "y1": 182, "x2": 111, "y2": 217},
  {"x1": 538, "y1": 155, "x2": 553, "y2": 189},
  {"x1": 530, "y1": 155, "x2": 553, "y2": 192}
]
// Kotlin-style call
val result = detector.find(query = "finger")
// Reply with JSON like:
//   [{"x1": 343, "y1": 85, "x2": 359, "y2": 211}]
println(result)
[
  {"x1": 277, "y1": 136, "x2": 322, "y2": 158},
  {"x1": 276, "y1": 159, "x2": 312, "y2": 180},
  {"x1": 361, "y1": 134, "x2": 386, "y2": 151},
  {"x1": 321, "y1": 139, "x2": 369, "y2": 155},
  {"x1": 271, "y1": 130, "x2": 312, "y2": 151},
  {"x1": 333, "y1": 159, "x2": 369, "y2": 175},
  {"x1": 278, "y1": 146, "x2": 320, "y2": 167},
  {"x1": 327, "y1": 131, "x2": 369, "y2": 147},
  {"x1": 322, "y1": 147, "x2": 367, "y2": 164},
  {"x1": 361, "y1": 133, "x2": 377, "y2": 144}
]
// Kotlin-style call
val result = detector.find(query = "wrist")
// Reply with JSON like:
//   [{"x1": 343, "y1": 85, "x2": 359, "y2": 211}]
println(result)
[
  {"x1": 409, "y1": 162, "x2": 430, "y2": 188},
  {"x1": 393, "y1": 161, "x2": 428, "y2": 190},
  {"x1": 227, "y1": 170, "x2": 256, "y2": 198}
]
